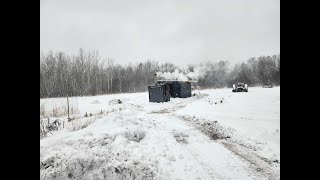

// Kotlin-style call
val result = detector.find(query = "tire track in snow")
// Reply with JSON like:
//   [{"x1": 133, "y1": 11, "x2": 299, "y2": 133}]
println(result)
[
  {"x1": 148, "y1": 112, "x2": 260, "y2": 180},
  {"x1": 168, "y1": 114, "x2": 279, "y2": 180},
  {"x1": 147, "y1": 93, "x2": 208, "y2": 114},
  {"x1": 146, "y1": 93, "x2": 278, "y2": 180},
  {"x1": 221, "y1": 142, "x2": 279, "y2": 180},
  {"x1": 183, "y1": 143, "x2": 225, "y2": 180}
]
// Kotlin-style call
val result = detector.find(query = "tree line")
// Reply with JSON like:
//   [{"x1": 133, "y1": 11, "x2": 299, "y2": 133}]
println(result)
[
  {"x1": 40, "y1": 49, "x2": 279, "y2": 98},
  {"x1": 196, "y1": 54, "x2": 280, "y2": 88}
]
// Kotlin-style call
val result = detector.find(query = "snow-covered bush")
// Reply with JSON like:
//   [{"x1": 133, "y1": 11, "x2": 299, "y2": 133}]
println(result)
[
  {"x1": 40, "y1": 118, "x2": 62, "y2": 139},
  {"x1": 123, "y1": 130, "x2": 145, "y2": 142},
  {"x1": 40, "y1": 136, "x2": 158, "y2": 180}
]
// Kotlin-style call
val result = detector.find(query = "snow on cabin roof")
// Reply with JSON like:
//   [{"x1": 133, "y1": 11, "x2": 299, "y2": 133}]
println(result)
[{"x1": 156, "y1": 80, "x2": 198, "y2": 83}]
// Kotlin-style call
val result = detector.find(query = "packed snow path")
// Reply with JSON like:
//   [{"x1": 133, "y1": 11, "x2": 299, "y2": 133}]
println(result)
[{"x1": 40, "y1": 87, "x2": 280, "y2": 180}]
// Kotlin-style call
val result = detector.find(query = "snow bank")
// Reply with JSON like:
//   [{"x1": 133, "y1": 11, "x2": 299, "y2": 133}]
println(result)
[{"x1": 40, "y1": 87, "x2": 280, "y2": 180}]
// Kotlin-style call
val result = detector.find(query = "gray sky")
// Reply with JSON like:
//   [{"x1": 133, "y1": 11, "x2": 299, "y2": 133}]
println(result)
[{"x1": 40, "y1": 0, "x2": 279, "y2": 66}]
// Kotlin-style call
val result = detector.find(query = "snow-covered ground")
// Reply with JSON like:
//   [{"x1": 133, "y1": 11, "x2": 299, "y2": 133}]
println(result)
[{"x1": 40, "y1": 87, "x2": 280, "y2": 180}]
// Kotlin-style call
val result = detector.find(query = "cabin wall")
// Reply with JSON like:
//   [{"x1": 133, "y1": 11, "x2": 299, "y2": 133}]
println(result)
[
  {"x1": 148, "y1": 85, "x2": 170, "y2": 102},
  {"x1": 180, "y1": 82, "x2": 191, "y2": 98},
  {"x1": 151, "y1": 81, "x2": 192, "y2": 101}
]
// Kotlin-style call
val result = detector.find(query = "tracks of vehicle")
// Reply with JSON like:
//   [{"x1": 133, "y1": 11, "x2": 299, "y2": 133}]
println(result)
[{"x1": 146, "y1": 94, "x2": 279, "y2": 180}]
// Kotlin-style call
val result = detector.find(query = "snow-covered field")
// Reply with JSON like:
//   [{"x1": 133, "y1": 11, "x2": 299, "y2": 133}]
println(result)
[{"x1": 40, "y1": 87, "x2": 280, "y2": 180}]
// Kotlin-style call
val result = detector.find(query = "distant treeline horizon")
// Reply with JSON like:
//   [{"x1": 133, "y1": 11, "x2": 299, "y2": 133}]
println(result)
[{"x1": 40, "y1": 49, "x2": 280, "y2": 98}]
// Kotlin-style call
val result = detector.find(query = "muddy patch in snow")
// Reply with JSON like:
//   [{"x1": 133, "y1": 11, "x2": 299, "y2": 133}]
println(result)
[
  {"x1": 175, "y1": 115, "x2": 232, "y2": 140},
  {"x1": 171, "y1": 130, "x2": 189, "y2": 144}
]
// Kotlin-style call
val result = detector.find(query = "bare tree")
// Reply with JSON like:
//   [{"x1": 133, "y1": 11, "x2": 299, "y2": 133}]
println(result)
[{"x1": 40, "y1": 49, "x2": 279, "y2": 98}]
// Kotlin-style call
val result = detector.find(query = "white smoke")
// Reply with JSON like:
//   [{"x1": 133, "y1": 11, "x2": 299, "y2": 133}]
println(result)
[
  {"x1": 185, "y1": 66, "x2": 206, "y2": 80},
  {"x1": 156, "y1": 65, "x2": 207, "y2": 81},
  {"x1": 156, "y1": 69, "x2": 189, "y2": 81}
]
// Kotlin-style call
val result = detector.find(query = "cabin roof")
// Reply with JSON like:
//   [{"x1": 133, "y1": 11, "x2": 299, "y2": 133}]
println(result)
[{"x1": 156, "y1": 80, "x2": 197, "y2": 83}]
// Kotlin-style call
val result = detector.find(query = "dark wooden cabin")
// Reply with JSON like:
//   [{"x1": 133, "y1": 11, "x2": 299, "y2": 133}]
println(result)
[
  {"x1": 148, "y1": 80, "x2": 196, "y2": 102},
  {"x1": 148, "y1": 84, "x2": 170, "y2": 103}
]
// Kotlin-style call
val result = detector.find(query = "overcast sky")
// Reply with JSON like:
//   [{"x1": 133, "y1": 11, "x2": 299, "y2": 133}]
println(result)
[{"x1": 40, "y1": 0, "x2": 279, "y2": 66}]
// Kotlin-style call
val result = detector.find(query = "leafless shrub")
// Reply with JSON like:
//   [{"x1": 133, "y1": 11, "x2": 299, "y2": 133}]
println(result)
[
  {"x1": 40, "y1": 103, "x2": 80, "y2": 118},
  {"x1": 67, "y1": 117, "x2": 96, "y2": 132},
  {"x1": 40, "y1": 118, "x2": 60, "y2": 139}
]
